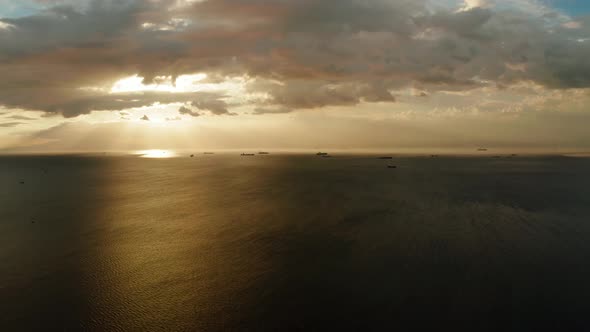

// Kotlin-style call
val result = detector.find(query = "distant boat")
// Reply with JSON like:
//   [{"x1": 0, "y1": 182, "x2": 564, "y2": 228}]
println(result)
[
  {"x1": 258, "y1": 152, "x2": 270, "y2": 155},
  {"x1": 378, "y1": 157, "x2": 393, "y2": 160},
  {"x1": 387, "y1": 165, "x2": 397, "y2": 169},
  {"x1": 316, "y1": 152, "x2": 328, "y2": 156},
  {"x1": 190, "y1": 154, "x2": 194, "y2": 158},
  {"x1": 203, "y1": 152, "x2": 215, "y2": 155},
  {"x1": 241, "y1": 153, "x2": 255, "y2": 156},
  {"x1": 477, "y1": 148, "x2": 488, "y2": 152},
  {"x1": 19, "y1": 180, "x2": 25, "y2": 184}
]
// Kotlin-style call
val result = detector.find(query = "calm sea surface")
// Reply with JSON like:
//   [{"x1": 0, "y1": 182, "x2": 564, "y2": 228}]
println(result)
[{"x1": 1, "y1": 154, "x2": 590, "y2": 331}]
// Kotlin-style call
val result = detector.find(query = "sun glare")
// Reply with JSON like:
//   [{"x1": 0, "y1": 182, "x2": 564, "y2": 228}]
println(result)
[
  {"x1": 137, "y1": 149, "x2": 176, "y2": 158},
  {"x1": 109, "y1": 73, "x2": 248, "y2": 100},
  {"x1": 111, "y1": 74, "x2": 207, "y2": 93}
]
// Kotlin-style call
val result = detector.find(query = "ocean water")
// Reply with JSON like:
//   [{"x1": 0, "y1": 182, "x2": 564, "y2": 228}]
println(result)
[{"x1": 1, "y1": 154, "x2": 590, "y2": 331}]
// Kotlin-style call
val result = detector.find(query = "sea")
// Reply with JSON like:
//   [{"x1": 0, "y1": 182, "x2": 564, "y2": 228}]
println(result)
[{"x1": 1, "y1": 153, "x2": 590, "y2": 331}]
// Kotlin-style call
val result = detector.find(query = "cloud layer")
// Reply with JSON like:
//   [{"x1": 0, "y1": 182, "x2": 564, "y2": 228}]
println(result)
[{"x1": 0, "y1": 0, "x2": 588, "y2": 117}]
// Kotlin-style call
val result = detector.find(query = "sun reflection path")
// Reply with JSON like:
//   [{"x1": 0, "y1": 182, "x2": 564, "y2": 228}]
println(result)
[{"x1": 137, "y1": 150, "x2": 176, "y2": 158}]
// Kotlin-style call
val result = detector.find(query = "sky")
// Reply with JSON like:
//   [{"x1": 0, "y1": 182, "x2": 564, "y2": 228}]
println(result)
[
  {"x1": 1, "y1": 0, "x2": 590, "y2": 153},
  {"x1": 544, "y1": 0, "x2": 590, "y2": 16}
]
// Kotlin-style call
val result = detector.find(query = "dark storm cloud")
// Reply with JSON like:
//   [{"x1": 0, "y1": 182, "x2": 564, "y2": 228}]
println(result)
[{"x1": 1, "y1": 0, "x2": 590, "y2": 117}]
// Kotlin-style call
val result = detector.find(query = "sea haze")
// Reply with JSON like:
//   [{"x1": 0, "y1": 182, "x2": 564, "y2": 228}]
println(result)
[{"x1": 1, "y1": 154, "x2": 590, "y2": 330}]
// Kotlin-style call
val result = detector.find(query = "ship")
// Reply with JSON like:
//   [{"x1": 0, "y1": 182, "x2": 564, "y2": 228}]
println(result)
[
  {"x1": 241, "y1": 153, "x2": 255, "y2": 156},
  {"x1": 316, "y1": 152, "x2": 328, "y2": 156}
]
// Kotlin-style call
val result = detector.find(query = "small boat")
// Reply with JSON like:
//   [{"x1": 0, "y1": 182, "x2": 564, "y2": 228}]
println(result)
[
  {"x1": 316, "y1": 152, "x2": 328, "y2": 156},
  {"x1": 378, "y1": 157, "x2": 393, "y2": 160},
  {"x1": 387, "y1": 165, "x2": 397, "y2": 169},
  {"x1": 258, "y1": 152, "x2": 270, "y2": 155},
  {"x1": 19, "y1": 180, "x2": 25, "y2": 184},
  {"x1": 203, "y1": 152, "x2": 215, "y2": 155},
  {"x1": 477, "y1": 148, "x2": 488, "y2": 152},
  {"x1": 241, "y1": 153, "x2": 255, "y2": 156},
  {"x1": 190, "y1": 154, "x2": 194, "y2": 158}
]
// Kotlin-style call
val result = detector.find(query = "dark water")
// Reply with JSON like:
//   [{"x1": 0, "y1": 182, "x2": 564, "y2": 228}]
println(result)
[{"x1": 1, "y1": 154, "x2": 590, "y2": 331}]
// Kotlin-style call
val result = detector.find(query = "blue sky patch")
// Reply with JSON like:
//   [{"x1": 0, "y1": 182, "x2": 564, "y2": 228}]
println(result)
[
  {"x1": 546, "y1": 0, "x2": 590, "y2": 16},
  {"x1": 0, "y1": 0, "x2": 43, "y2": 18}
]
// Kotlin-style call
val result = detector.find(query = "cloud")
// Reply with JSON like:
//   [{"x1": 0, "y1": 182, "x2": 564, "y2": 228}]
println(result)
[
  {"x1": 0, "y1": 89, "x2": 222, "y2": 117},
  {"x1": 0, "y1": 0, "x2": 590, "y2": 118},
  {"x1": 4, "y1": 115, "x2": 37, "y2": 120},
  {"x1": 253, "y1": 106, "x2": 292, "y2": 115},
  {"x1": 177, "y1": 95, "x2": 237, "y2": 116},
  {"x1": 247, "y1": 79, "x2": 396, "y2": 111},
  {"x1": 179, "y1": 105, "x2": 201, "y2": 117},
  {"x1": 0, "y1": 122, "x2": 23, "y2": 127},
  {"x1": 119, "y1": 111, "x2": 130, "y2": 119},
  {"x1": 460, "y1": 0, "x2": 490, "y2": 11},
  {"x1": 140, "y1": 114, "x2": 150, "y2": 121},
  {"x1": 192, "y1": 98, "x2": 234, "y2": 115},
  {"x1": 0, "y1": 21, "x2": 15, "y2": 30},
  {"x1": 562, "y1": 21, "x2": 582, "y2": 29}
]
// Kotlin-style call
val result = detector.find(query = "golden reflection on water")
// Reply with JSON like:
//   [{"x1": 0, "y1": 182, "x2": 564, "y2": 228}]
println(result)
[
  {"x1": 85, "y1": 157, "x2": 259, "y2": 330},
  {"x1": 5, "y1": 155, "x2": 590, "y2": 330},
  {"x1": 137, "y1": 149, "x2": 176, "y2": 158},
  {"x1": 88, "y1": 160, "x2": 198, "y2": 329}
]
